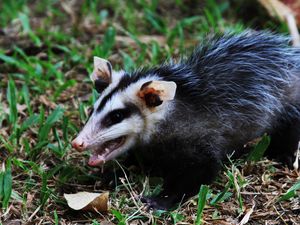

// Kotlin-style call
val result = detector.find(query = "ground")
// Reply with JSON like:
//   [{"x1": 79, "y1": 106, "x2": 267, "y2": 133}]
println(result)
[{"x1": 0, "y1": 0, "x2": 299, "y2": 224}]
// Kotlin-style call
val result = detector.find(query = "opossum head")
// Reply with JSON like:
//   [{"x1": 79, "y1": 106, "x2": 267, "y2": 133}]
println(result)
[{"x1": 72, "y1": 57, "x2": 177, "y2": 166}]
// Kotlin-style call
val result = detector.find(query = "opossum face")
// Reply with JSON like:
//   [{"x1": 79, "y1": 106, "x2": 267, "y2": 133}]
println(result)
[{"x1": 72, "y1": 57, "x2": 177, "y2": 167}]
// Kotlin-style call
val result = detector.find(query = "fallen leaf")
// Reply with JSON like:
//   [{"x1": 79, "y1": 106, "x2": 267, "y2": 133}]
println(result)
[
  {"x1": 64, "y1": 191, "x2": 109, "y2": 212},
  {"x1": 238, "y1": 201, "x2": 256, "y2": 225},
  {"x1": 258, "y1": 0, "x2": 300, "y2": 46},
  {"x1": 282, "y1": 0, "x2": 300, "y2": 24},
  {"x1": 39, "y1": 95, "x2": 57, "y2": 109},
  {"x1": 258, "y1": 0, "x2": 293, "y2": 21}
]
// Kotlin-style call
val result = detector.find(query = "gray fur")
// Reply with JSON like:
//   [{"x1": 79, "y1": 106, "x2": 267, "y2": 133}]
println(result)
[
  {"x1": 125, "y1": 31, "x2": 300, "y2": 208},
  {"x1": 77, "y1": 31, "x2": 300, "y2": 209},
  {"x1": 133, "y1": 31, "x2": 300, "y2": 158}
]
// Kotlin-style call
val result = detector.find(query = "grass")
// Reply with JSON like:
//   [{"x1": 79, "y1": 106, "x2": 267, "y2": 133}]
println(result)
[
  {"x1": 0, "y1": 0, "x2": 299, "y2": 224},
  {"x1": 195, "y1": 185, "x2": 209, "y2": 225}
]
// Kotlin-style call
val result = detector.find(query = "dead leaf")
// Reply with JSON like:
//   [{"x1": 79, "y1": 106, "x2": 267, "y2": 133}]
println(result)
[
  {"x1": 259, "y1": 0, "x2": 293, "y2": 21},
  {"x1": 64, "y1": 191, "x2": 109, "y2": 212},
  {"x1": 3, "y1": 220, "x2": 22, "y2": 225},
  {"x1": 26, "y1": 192, "x2": 34, "y2": 208},
  {"x1": 258, "y1": 0, "x2": 300, "y2": 46},
  {"x1": 282, "y1": 0, "x2": 300, "y2": 24},
  {"x1": 17, "y1": 104, "x2": 27, "y2": 116},
  {"x1": 239, "y1": 201, "x2": 256, "y2": 225},
  {"x1": 39, "y1": 95, "x2": 57, "y2": 109}
]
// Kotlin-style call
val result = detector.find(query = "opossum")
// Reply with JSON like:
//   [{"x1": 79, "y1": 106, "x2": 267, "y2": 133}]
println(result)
[{"x1": 72, "y1": 31, "x2": 300, "y2": 209}]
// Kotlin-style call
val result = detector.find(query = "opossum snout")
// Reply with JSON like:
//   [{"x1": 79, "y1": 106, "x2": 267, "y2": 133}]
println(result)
[{"x1": 71, "y1": 137, "x2": 87, "y2": 152}]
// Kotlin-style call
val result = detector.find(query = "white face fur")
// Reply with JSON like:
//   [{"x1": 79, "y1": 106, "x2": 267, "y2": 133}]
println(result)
[{"x1": 72, "y1": 57, "x2": 177, "y2": 167}]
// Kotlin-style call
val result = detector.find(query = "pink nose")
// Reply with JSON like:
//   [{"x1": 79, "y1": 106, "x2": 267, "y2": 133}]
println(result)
[{"x1": 71, "y1": 138, "x2": 86, "y2": 152}]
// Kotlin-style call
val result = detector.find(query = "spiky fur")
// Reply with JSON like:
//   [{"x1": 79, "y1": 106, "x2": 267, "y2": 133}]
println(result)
[{"x1": 75, "y1": 31, "x2": 300, "y2": 209}]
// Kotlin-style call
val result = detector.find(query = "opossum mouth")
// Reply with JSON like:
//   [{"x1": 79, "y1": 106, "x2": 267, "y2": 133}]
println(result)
[{"x1": 88, "y1": 136, "x2": 126, "y2": 166}]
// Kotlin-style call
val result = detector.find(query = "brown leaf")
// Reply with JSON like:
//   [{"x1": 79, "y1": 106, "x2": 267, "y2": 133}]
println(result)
[
  {"x1": 282, "y1": 0, "x2": 300, "y2": 24},
  {"x1": 39, "y1": 95, "x2": 57, "y2": 109},
  {"x1": 64, "y1": 192, "x2": 109, "y2": 212},
  {"x1": 259, "y1": 0, "x2": 293, "y2": 21},
  {"x1": 258, "y1": 0, "x2": 300, "y2": 46}
]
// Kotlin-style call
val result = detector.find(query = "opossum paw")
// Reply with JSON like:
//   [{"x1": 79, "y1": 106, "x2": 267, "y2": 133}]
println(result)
[
  {"x1": 140, "y1": 196, "x2": 174, "y2": 210},
  {"x1": 276, "y1": 154, "x2": 299, "y2": 170}
]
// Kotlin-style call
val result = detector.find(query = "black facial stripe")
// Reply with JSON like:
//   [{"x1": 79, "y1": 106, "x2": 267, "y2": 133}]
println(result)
[
  {"x1": 107, "y1": 62, "x2": 112, "y2": 76},
  {"x1": 124, "y1": 102, "x2": 142, "y2": 116},
  {"x1": 101, "y1": 102, "x2": 141, "y2": 127},
  {"x1": 96, "y1": 73, "x2": 141, "y2": 112},
  {"x1": 88, "y1": 107, "x2": 94, "y2": 118},
  {"x1": 96, "y1": 86, "x2": 121, "y2": 112}
]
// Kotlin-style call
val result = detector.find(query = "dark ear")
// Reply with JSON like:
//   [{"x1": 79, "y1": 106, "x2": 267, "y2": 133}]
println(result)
[
  {"x1": 90, "y1": 56, "x2": 113, "y2": 93},
  {"x1": 137, "y1": 80, "x2": 177, "y2": 107},
  {"x1": 94, "y1": 79, "x2": 109, "y2": 93}
]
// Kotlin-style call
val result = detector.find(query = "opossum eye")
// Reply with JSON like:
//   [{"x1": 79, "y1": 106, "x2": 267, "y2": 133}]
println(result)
[
  {"x1": 111, "y1": 111, "x2": 124, "y2": 124},
  {"x1": 102, "y1": 108, "x2": 131, "y2": 127}
]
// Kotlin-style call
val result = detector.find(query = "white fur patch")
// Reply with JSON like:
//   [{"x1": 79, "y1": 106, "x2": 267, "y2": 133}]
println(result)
[
  {"x1": 75, "y1": 73, "x2": 176, "y2": 161},
  {"x1": 115, "y1": 75, "x2": 175, "y2": 142}
]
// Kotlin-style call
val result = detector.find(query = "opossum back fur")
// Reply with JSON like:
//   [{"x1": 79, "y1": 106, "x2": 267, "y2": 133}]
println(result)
[{"x1": 129, "y1": 31, "x2": 300, "y2": 162}]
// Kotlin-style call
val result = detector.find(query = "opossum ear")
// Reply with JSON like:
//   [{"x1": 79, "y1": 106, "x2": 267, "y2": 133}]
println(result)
[
  {"x1": 138, "y1": 80, "x2": 177, "y2": 107},
  {"x1": 91, "y1": 56, "x2": 112, "y2": 93}
]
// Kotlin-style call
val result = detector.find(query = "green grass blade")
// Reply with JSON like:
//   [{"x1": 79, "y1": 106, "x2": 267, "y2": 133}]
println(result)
[
  {"x1": 38, "y1": 106, "x2": 64, "y2": 141},
  {"x1": 195, "y1": 185, "x2": 209, "y2": 225},
  {"x1": 247, "y1": 135, "x2": 270, "y2": 162},
  {"x1": 111, "y1": 209, "x2": 127, "y2": 225},
  {"x1": 18, "y1": 12, "x2": 31, "y2": 33},
  {"x1": 52, "y1": 127, "x2": 63, "y2": 154},
  {"x1": 0, "y1": 135, "x2": 14, "y2": 153},
  {"x1": 7, "y1": 78, "x2": 18, "y2": 126},
  {"x1": 121, "y1": 51, "x2": 136, "y2": 71},
  {"x1": 62, "y1": 116, "x2": 69, "y2": 143},
  {"x1": 144, "y1": 9, "x2": 166, "y2": 34},
  {"x1": 21, "y1": 84, "x2": 32, "y2": 116},
  {"x1": 54, "y1": 210, "x2": 59, "y2": 225},
  {"x1": 20, "y1": 114, "x2": 39, "y2": 132},
  {"x1": 3, "y1": 160, "x2": 12, "y2": 209},
  {"x1": 18, "y1": 12, "x2": 41, "y2": 46},
  {"x1": 278, "y1": 180, "x2": 300, "y2": 201},
  {"x1": 102, "y1": 26, "x2": 116, "y2": 57},
  {"x1": 78, "y1": 103, "x2": 86, "y2": 124},
  {"x1": 210, "y1": 183, "x2": 232, "y2": 205},
  {"x1": 0, "y1": 169, "x2": 4, "y2": 204},
  {"x1": 0, "y1": 53, "x2": 18, "y2": 65},
  {"x1": 93, "y1": 26, "x2": 116, "y2": 58},
  {"x1": 39, "y1": 105, "x2": 45, "y2": 127},
  {"x1": 40, "y1": 172, "x2": 51, "y2": 207}
]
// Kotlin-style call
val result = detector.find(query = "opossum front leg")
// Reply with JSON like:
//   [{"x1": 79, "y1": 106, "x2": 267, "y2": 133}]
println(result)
[
  {"x1": 142, "y1": 149, "x2": 221, "y2": 209},
  {"x1": 265, "y1": 111, "x2": 300, "y2": 169}
]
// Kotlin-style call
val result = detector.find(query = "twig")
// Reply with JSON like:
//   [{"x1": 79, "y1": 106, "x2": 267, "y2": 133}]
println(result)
[
  {"x1": 27, "y1": 205, "x2": 41, "y2": 222},
  {"x1": 273, "y1": 205, "x2": 288, "y2": 225}
]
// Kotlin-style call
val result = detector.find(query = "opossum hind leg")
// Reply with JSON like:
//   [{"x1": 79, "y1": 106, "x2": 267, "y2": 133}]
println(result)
[{"x1": 265, "y1": 110, "x2": 300, "y2": 168}]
